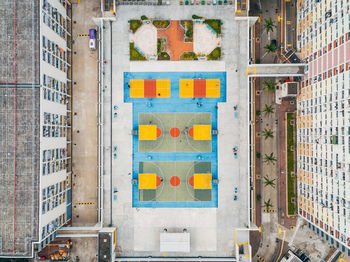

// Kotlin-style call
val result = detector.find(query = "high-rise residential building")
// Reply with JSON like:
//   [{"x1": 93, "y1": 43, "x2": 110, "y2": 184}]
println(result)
[
  {"x1": 296, "y1": 0, "x2": 350, "y2": 254},
  {"x1": 0, "y1": 0, "x2": 72, "y2": 257}
]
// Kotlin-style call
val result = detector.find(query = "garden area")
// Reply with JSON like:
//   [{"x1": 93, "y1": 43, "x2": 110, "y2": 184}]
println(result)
[
  {"x1": 153, "y1": 20, "x2": 170, "y2": 29},
  {"x1": 129, "y1": 19, "x2": 142, "y2": 33},
  {"x1": 180, "y1": 20, "x2": 193, "y2": 42},
  {"x1": 286, "y1": 112, "x2": 296, "y2": 215},
  {"x1": 157, "y1": 38, "x2": 170, "y2": 60},
  {"x1": 207, "y1": 47, "x2": 221, "y2": 60},
  {"x1": 180, "y1": 52, "x2": 198, "y2": 60},
  {"x1": 129, "y1": 43, "x2": 146, "y2": 61},
  {"x1": 204, "y1": 19, "x2": 222, "y2": 34}
]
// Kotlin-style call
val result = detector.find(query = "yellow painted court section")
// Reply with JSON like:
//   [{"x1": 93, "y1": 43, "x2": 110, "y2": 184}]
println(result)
[
  {"x1": 139, "y1": 173, "x2": 157, "y2": 189},
  {"x1": 206, "y1": 79, "x2": 220, "y2": 97},
  {"x1": 193, "y1": 125, "x2": 212, "y2": 140},
  {"x1": 194, "y1": 173, "x2": 212, "y2": 189},
  {"x1": 156, "y1": 79, "x2": 171, "y2": 98},
  {"x1": 139, "y1": 125, "x2": 157, "y2": 140},
  {"x1": 130, "y1": 79, "x2": 144, "y2": 98},
  {"x1": 179, "y1": 79, "x2": 194, "y2": 98}
]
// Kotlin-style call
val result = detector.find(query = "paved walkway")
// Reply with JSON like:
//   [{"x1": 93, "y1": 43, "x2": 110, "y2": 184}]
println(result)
[
  {"x1": 157, "y1": 20, "x2": 193, "y2": 61},
  {"x1": 71, "y1": 0, "x2": 99, "y2": 227}
]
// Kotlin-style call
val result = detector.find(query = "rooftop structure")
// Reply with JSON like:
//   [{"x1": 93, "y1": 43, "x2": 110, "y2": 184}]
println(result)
[{"x1": 0, "y1": 0, "x2": 72, "y2": 258}]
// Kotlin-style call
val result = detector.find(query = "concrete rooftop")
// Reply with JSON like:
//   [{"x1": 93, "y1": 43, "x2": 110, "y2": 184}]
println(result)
[{"x1": 102, "y1": 4, "x2": 251, "y2": 257}]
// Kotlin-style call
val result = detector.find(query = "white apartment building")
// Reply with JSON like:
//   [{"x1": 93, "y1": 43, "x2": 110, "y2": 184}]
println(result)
[
  {"x1": 297, "y1": 0, "x2": 350, "y2": 254},
  {"x1": 0, "y1": 0, "x2": 72, "y2": 257}
]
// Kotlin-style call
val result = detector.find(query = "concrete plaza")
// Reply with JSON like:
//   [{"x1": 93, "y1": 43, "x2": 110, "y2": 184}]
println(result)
[{"x1": 102, "y1": 4, "x2": 251, "y2": 257}]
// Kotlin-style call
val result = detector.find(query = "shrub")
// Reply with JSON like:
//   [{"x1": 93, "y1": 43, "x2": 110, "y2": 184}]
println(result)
[
  {"x1": 256, "y1": 152, "x2": 261, "y2": 159},
  {"x1": 181, "y1": 20, "x2": 193, "y2": 42},
  {"x1": 129, "y1": 20, "x2": 142, "y2": 33},
  {"x1": 158, "y1": 52, "x2": 170, "y2": 60},
  {"x1": 256, "y1": 194, "x2": 261, "y2": 201},
  {"x1": 180, "y1": 52, "x2": 198, "y2": 60},
  {"x1": 141, "y1": 15, "x2": 148, "y2": 20},
  {"x1": 207, "y1": 47, "x2": 221, "y2": 60},
  {"x1": 153, "y1": 20, "x2": 170, "y2": 28},
  {"x1": 192, "y1": 14, "x2": 203, "y2": 19},
  {"x1": 256, "y1": 110, "x2": 261, "y2": 116}
]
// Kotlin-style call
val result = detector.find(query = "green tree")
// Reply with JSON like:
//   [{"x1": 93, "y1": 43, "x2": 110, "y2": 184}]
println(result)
[
  {"x1": 256, "y1": 194, "x2": 262, "y2": 201},
  {"x1": 263, "y1": 199, "x2": 273, "y2": 211},
  {"x1": 263, "y1": 80, "x2": 276, "y2": 93},
  {"x1": 262, "y1": 128, "x2": 274, "y2": 140},
  {"x1": 264, "y1": 43, "x2": 277, "y2": 53},
  {"x1": 264, "y1": 152, "x2": 277, "y2": 165},
  {"x1": 263, "y1": 176, "x2": 276, "y2": 188},
  {"x1": 263, "y1": 104, "x2": 274, "y2": 115},
  {"x1": 264, "y1": 18, "x2": 275, "y2": 33}
]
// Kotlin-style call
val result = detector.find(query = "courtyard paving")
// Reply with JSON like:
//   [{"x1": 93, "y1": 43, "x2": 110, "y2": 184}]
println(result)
[
  {"x1": 194, "y1": 22, "x2": 221, "y2": 55},
  {"x1": 132, "y1": 23, "x2": 157, "y2": 58},
  {"x1": 157, "y1": 20, "x2": 193, "y2": 61}
]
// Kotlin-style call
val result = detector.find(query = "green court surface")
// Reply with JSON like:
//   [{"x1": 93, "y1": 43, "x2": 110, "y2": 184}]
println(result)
[
  {"x1": 138, "y1": 113, "x2": 212, "y2": 152},
  {"x1": 139, "y1": 161, "x2": 212, "y2": 202}
]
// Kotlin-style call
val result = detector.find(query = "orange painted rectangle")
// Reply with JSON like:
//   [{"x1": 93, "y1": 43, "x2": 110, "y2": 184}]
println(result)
[
  {"x1": 144, "y1": 79, "x2": 157, "y2": 98},
  {"x1": 194, "y1": 79, "x2": 206, "y2": 98}
]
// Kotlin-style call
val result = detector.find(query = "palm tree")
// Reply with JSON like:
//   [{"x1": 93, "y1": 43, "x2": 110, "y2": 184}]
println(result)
[
  {"x1": 264, "y1": 18, "x2": 275, "y2": 33},
  {"x1": 262, "y1": 128, "x2": 274, "y2": 140},
  {"x1": 263, "y1": 176, "x2": 276, "y2": 188},
  {"x1": 263, "y1": 104, "x2": 274, "y2": 116},
  {"x1": 264, "y1": 43, "x2": 277, "y2": 53},
  {"x1": 263, "y1": 80, "x2": 276, "y2": 93},
  {"x1": 263, "y1": 199, "x2": 273, "y2": 211},
  {"x1": 264, "y1": 152, "x2": 277, "y2": 165}
]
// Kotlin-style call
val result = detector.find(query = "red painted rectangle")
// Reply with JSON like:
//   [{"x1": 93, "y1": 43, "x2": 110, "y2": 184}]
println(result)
[
  {"x1": 193, "y1": 79, "x2": 206, "y2": 98},
  {"x1": 339, "y1": 45, "x2": 345, "y2": 64},
  {"x1": 328, "y1": 51, "x2": 332, "y2": 69},
  {"x1": 333, "y1": 48, "x2": 338, "y2": 67},
  {"x1": 322, "y1": 54, "x2": 327, "y2": 72},
  {"x1": 346, "y1": 42, "x2": 350, "y2": 61},
  {"x1": 144, "y1": 79, "x2": 156, "y2": 98}
]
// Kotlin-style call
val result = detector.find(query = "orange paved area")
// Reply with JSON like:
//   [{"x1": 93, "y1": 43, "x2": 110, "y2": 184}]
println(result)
[{"x1": 157, "y1": 20, "x2": 193, "y2": 61}]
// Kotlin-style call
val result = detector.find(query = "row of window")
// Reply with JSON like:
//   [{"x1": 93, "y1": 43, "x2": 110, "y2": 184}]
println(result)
[
  {"x1": 42, "y1": 191, "x2": 67, "y2": 215},
  {"x1": 42, "y1": 36, "x2": 69, "y2": 73},
  {"x1": 43, "y1": 180, "x2": 68, "y2": 201},
  {"x1": 44, "y1": 112, "x2": 69, "y2": 126},
  {"x1": 43, "y1": 148, "x2": 67, "y2": 162},
  {"x1": 43, "y1": 74, "x2": 68, "y2": 94},
  {"x1": 41, "y1": 212, "x2": 67, "y2": 240},
  {"x1": 43, "y1": 126, "x2": 69, "y2": 137},
  {"x1": 42, "y1": 1, "x2": 69, "y2": 40},
  {"x1": 44, "y1": 88, "x2": 68, "y2": 105},
  {"x1": 43, "y1": 159, "x2": 68, "y2": 176},
  {"x1": 300, "y1": 206, "x2": 348, "y2": 244}
]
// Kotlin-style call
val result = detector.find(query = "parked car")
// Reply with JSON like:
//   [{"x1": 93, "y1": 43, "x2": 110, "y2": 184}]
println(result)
[
  {"x1": 234, "y1": 195, "x2": 238, "y2": 201},
  {"x1": 89, "y1": 29, "x2": 97, "y2": 50},
  {"x1": 234, "y1": 187, "x2": 238, "y2": 194}
]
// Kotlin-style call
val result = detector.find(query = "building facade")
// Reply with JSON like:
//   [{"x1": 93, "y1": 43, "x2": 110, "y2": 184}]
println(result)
[
  {"x1": 0, "y1": 0, "x2": 72, "y2": 257},
  {"x1": 296, "y1": 0, "x2": 350, "y2": 254}
]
